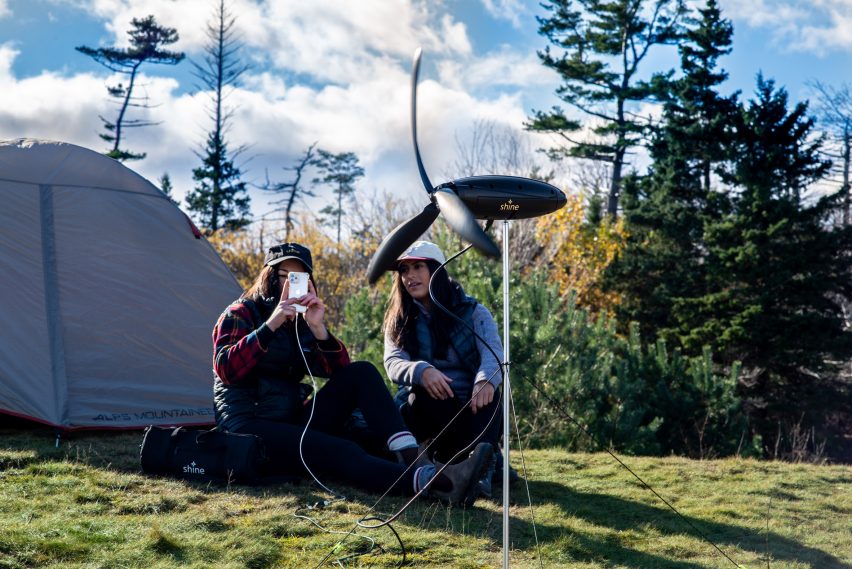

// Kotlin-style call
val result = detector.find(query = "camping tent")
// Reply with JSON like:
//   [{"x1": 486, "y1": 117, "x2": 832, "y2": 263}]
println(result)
[{"x1": 0, "y1": 138, "x2": 242, "y2": 429}]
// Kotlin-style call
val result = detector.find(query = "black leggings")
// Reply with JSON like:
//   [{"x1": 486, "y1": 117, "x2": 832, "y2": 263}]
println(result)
[
  {"x1": 235, "y1": 361, "x2": 415, "y2": 495},
  {"x1": 403, "y1": 385, "x2": 502, "y2": 464}
]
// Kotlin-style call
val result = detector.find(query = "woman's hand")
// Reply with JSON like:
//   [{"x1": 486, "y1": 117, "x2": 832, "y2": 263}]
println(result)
[
  {"x1": 470, "y1": 381, "x2": 495, "y2": 414},
  {"x1": 422, "y1": 367, "x2": 454, "y2": 400},
  {"x1": 267, "y1": 278, "x2": 299, "y2": 331},
  {"x1": 299, "y1": 280, "x2": 329, "y2": 340}
]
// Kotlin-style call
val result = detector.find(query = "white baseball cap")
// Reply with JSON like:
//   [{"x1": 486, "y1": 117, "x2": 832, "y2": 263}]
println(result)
[{"x1": 397, "y1": 240, "x2": 446, "y2": 265}]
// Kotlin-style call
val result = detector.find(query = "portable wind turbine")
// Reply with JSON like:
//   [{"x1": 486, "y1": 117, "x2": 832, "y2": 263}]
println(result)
[{"x1": 366, "y1": 48, "x2": 567, "y2": 568}]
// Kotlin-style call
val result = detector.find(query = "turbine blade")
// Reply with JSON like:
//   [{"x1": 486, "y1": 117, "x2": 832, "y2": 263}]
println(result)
[
  {"x1": 434, "y1": 188, "x2": 500, "y2": 258},
  {"x1": 411, "y1": 47, "x2": 434, "y2": 194},
  {"x1": 367, "y1": 202, "x2": 440, "y2": 284}
]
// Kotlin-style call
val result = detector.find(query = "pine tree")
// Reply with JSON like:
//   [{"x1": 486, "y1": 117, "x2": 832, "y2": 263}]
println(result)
[
  {"x1": 693, "y1": 77, "x2": 844, "y2": 363},
  {"x1": 158, "y1": 172, "x2": 178, "y2": 205},
  {"x1": 687, "y1": 78, "x2": 852, "y2": 432},
  {"x1": 184, "y1": 0, "x2": 251, "y2": 232},
  {"x1": 528, "y1": 0, "x2": 686, "y2": 217},
  {"x1": 312, "y1": 150, "x2": 364, "y2": 244},
  {"x1": 664, "y1": 0, "x2": 738, "y2": 194},
  {"x1": 608, "y1": 0, "x2": 738, "y2": 341},
  {"x1": 76, "y1": 15, "x2": 184, "y2": 161}
]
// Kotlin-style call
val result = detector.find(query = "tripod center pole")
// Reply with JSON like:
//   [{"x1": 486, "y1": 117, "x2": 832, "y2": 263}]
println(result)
[{"x1": 502, "y1": 220, "x2": 511, "y2": 568}]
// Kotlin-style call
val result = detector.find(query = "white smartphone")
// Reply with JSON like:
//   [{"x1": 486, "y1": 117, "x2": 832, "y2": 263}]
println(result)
[{"x1": 288, "y1": 271, "x2": 309, "y2": 313}]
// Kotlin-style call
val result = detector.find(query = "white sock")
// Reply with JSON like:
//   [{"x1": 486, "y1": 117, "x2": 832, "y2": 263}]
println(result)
[{"x1": 387, "y1": 431, "x2": 417, "y2": 452}]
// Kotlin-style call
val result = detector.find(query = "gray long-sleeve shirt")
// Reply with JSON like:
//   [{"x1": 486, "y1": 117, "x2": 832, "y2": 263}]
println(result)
[{"x1": 383, "y1": 303, "x2": 504, "y2": 401}]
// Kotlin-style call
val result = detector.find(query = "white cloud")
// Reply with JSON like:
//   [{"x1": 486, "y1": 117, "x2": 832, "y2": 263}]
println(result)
[
  {"x1": 722, "y1": 0, "x2": 852, "y2": 54},
  {"x1": 65, "y1": 0, "x2": 473, "y2": 84},
  {"x1": 0, "y1": 40, "x2": 534, "y2": 217},
  {"x1": 480, "y1": 0, "x2": 528, "y2": 28},
  {"x1": 0, "y1": 41, "x2": 192, "y2": 192},
  {"x1": 0, "y1": 43, "x2": 115, "y2": 148},
  {"x1": 0, "y1": 0, "x2": 10, "y2": 19},
  {"x1": 0, "y1": 42, "x2": 15, "y2": 76},
  {"x1": 436, "y1": 46, "x2": 557, "y2": 92},
  {"x1": 1, "y1": 2, "x2": 552, "y2": 220}
]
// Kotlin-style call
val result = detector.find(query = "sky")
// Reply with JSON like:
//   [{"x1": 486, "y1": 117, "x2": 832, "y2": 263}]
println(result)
[{"x1": 2, "y1": 0, "x2": 852, "y2": 225}]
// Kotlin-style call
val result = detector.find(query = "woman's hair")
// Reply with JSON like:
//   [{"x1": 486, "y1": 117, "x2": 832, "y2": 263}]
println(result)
[
  {"x1": 383, "y1": 259, "x2": 463, "y2": 359},
  {"x1": 242, "y1": 265, "x2": 279, "y2": 303}
]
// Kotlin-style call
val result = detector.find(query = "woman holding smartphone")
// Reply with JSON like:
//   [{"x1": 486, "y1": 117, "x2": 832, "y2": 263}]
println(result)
[
  {"x1": 383, "y1": 241, "x2": 504, "y2": 485},
  {"x1": 212, "y1": 242, "x2": 491, "y2": 505}
]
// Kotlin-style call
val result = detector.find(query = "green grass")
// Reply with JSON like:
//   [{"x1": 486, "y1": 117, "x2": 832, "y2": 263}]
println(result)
[{"x1": 0, "y1": 427, "x2": 849, "y2": 568}]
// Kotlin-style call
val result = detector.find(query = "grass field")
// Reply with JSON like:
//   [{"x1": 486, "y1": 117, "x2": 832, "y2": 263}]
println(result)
[{"x1": 0, "y1": 426, "x2": 849, "y2": 568}]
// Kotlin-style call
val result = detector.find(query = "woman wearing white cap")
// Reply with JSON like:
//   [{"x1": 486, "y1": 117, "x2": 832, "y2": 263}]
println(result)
[
  {"x1": 383, "y1": 240, "x2": 504, "y2": 485},
  {"x1": 211, "y1": 242, "x2": 492, "y2": 505}
]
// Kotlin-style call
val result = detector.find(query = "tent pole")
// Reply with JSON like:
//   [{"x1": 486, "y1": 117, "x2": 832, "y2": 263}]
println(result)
[{"x1": 40, "y1": 184, "x2": 68, "y2": 427}]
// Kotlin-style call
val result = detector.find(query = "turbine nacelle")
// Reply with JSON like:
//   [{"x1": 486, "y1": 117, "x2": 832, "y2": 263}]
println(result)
[{"x1": 441, "y1": 175, "x2": 567, "y2": 220}]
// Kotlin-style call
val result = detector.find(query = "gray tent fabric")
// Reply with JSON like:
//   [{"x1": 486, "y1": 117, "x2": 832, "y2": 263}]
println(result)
[{"x1": 0, "y1": 139, "x2": 242, "y2": 428}]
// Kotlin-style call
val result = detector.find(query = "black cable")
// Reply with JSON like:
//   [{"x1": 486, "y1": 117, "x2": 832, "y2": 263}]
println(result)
[
  {"x1": 361, "y1": 516, "x2": 407, "y2": 566},
  {"x1": 316, "y1": 246, "x2": 506, "y2": 566},
  {"x1": 429, "y1": 244, "x2": 546, "y2": 565},
  {"x1": 353, "y1": 365, "x2": 503, "y2": 528},
  {"x1": 428, "y1": 245, "x2": 505, "y2": 387},
  {"x1": 354, "y1": 243, "x2": 508, "y2": 527}
]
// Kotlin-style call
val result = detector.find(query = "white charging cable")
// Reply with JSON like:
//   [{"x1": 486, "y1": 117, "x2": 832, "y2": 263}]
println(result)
[{"x1": 294, "y1": 313, "x2": 342, "y2": 498}]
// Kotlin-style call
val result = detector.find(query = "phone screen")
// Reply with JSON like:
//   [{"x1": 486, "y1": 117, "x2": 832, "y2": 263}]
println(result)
[{"x1": 288, "y1": 272, "x2": 309, "y2": 299}]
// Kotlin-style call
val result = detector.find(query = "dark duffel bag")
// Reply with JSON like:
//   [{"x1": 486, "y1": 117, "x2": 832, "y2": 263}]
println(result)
[{"x1": 140, "y1": 426, "x2": 267, "y2": 485}]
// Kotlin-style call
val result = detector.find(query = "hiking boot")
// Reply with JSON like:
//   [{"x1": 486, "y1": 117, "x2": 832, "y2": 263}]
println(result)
[
  {"x1": 492, "y1": 449, "x2": 520, "y2": 486},
  {"x1": 476, "y1": 449, "x2": 498, "y2": 499},
  {"x1": 429, "y1": 442, "x2": 493, "y2": 507}
]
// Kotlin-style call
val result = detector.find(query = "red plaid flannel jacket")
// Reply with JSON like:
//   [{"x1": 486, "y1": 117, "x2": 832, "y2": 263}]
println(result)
[{"x1": 212, "y1": 300, "x2": 350, "y2": 384}]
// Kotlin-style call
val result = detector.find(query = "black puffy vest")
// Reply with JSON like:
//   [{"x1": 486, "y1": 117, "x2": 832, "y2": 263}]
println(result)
[{"x1": 213, "y1": 298, "x2": 314, "y2": 432}]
